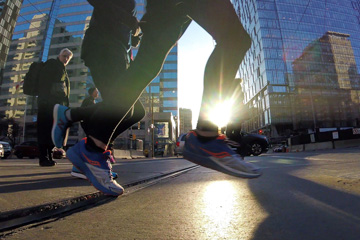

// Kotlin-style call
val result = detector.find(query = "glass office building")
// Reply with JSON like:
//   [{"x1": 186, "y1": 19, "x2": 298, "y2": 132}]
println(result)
[
  {"x1": 0, "y1": 0, "x2": 22, "y2": 72},
  {"x1": 0, "y1": 0, "x2": 91, "y2": 142},
  {"x1": 0, "y1": 0, "x2": 178, "y2": 145},
  {"x1": 232, "y1": 0, "x2": 360, "y2": 138}
]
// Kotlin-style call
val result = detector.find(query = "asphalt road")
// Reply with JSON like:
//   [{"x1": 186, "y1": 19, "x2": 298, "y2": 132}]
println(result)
[{"x1": 3, "y1": 148, "x2": 360, "y2": 240}]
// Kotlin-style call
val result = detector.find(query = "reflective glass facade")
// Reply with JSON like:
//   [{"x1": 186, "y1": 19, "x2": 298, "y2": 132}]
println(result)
[
  {"x1": 1, "y1": 0, "x2": 92, "y2": 142},
  {"x1": 0, "y1": 0, "x2": 178, "y2": 143},
  {"x1": 233, "y1": 0, "x2": 360, "y2": 137},
  {"x1": 0, "y1": 0, "x2": 21, "y2": 71}
]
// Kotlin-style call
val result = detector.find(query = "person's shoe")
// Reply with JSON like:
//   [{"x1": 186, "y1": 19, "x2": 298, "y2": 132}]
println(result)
[
  {"x1": 67, "y1": 139, "x2": 123, "y2": 196},
  {"x1": 39, "y1": 159, "x2": 57, "y2": 167},
  {"x1": 52, "y1": 104, "x2": 71, "y2": 148},
  {"x1": 71, "y1": 165, "x2": 118, "y2": 180},
  {"x1": 183, "y1": 130, "x2": 262, "y2": 178}
]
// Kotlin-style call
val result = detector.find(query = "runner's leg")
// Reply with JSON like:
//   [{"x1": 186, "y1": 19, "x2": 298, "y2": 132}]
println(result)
[
  {"x1": 184, "y1": 0, "x2": 251, "y2": 132},
  {"x1": 86, "y1": 3, "x2": 191, "y2": 146}
]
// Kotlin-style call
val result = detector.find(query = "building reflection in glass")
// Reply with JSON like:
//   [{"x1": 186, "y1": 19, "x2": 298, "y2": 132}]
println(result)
[
  {"x1": 292, "y1": 31, "x2": 360, "y2": 130},
  {"x1": 232, "y1": 0, "x2": 360, "y2": 138},
  {"x1": 1, "y1": 0, "x2": 92, "y2": 142}
]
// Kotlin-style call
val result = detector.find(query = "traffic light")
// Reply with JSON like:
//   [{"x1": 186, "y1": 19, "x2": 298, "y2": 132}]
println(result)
[{"x1": 258, "y1": 129, "x2": 263, "y2": 135}]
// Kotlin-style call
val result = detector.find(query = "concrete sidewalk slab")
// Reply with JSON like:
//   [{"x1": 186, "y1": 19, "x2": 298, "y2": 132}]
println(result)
[
  {"x1": 0, "y1": 156, "x2": 186, "y2": 214},
  {"x1": 0, "y1": 158, "x2": 97, "y2": 213}
]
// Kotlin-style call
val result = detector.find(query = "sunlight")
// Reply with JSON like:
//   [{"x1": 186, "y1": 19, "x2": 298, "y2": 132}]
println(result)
[
  {"x1": 194, "y1": 180, "x2": 269, "y2": 239},
  {"x1": 208, "y1": 100, "x2": 234, "y2": 128},
  {"x1": 202, "y1": 181, "x2": 238, "y2": 235}
]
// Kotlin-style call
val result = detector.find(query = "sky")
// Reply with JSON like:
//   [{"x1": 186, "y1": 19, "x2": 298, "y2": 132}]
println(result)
[{"x1": 177, "y1": 22, "x2": 214, "y2": 128}]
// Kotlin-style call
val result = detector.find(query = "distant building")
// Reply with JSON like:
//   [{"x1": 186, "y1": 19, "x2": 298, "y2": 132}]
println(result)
[
  {"x1": 179, "y1": 108, "x2": 192, "y2": 135},
  {"x1": 232, "y1": 0, "x2": 360, "y2": 139}
]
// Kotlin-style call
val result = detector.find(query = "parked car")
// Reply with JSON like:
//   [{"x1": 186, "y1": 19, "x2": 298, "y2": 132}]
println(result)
[
  {"x1": 14, "y1": 141, "x2": 40, "y2": 159},
  {"x1": 0, "y1": 143, "x2": 4, "y2": 158},
  {"x1": 0, "y1": 141, "x2": 12, "y2": 159},
  {"x1": 226, "y1": 130, "x2": 270, "y2": 156},
  {"x1": 175, "y1": 133, "x2": 187, "y2": 156}
]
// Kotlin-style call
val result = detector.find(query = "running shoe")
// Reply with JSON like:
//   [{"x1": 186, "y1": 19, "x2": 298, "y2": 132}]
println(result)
[
  {"x1": 71, "y1": 165, "x2": 118, "y2": 180},
  {"x1": 67, "y1": 139, "x2": 123, "y2": 196},
  {"x1": 183, "y1": 130, "x2": 262, "y2": 178},
  {"x1": 52, "y1": 104, "x2": 71, "y2": 148}
]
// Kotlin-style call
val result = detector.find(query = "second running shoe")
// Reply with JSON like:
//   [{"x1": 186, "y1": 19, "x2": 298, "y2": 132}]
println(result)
[
  {"x1": 183, "y1": 130, "x2": 262, "y2": 178},
  {"x1": 67, "y1": 139, "x2": 124, "y2": 196}
]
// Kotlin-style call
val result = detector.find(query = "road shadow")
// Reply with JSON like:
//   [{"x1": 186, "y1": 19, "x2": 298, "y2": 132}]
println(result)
[
  {"x1": 0, "y1": 175, "x2": 92, "y2": 194},
  {"x1": 248, "y1": 150, "x2": 360, "y2": 240}
]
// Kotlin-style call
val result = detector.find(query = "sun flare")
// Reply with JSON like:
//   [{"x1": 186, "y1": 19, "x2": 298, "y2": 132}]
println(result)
[{"x1": 208, "y1": 100, "x2": 234, "y2": 128}]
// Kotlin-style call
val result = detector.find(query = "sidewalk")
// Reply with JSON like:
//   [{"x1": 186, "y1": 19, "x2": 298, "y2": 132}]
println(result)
[{"x1": 0, "y1": 156, "x2": 179, "y2": 214}]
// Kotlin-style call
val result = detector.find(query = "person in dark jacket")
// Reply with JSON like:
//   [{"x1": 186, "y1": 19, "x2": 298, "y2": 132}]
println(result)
[
  {"x1": 81, "y1": 87, "x2": 98, "y2": 108},
  {"x1": 38, "y1": 48, "x2": 73, "y2": 166}
]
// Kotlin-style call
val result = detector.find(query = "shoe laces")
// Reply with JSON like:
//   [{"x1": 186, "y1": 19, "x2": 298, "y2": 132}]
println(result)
[{"x1": 104, "y1": 150, "x2": 116, "y2": 164}]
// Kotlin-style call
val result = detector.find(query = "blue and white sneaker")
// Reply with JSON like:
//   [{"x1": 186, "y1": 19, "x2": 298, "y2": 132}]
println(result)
[
  {"x1": 52, "y1": 104, "x2": 71, "y2": 148},
  {"x1": 71, "y1": 165, "x2": 118, "y2": 180},
  {"x1": 67, "y1": 138, "x2": 124, "y2": 196},
  {"x1": 183, "y1": 130, "x2": 262, "y2": 178}
]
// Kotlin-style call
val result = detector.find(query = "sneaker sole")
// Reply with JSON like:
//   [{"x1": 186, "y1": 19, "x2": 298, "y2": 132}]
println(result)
[
  {"x1": 67, "y1": 146, "x2": 124, "y2": 196},
  {"x1": 71, "y1": 171, "x2": 87, "y2": 180},
  {"x1": 183, "y1": 148, "x2": 262, "y2": 179}
]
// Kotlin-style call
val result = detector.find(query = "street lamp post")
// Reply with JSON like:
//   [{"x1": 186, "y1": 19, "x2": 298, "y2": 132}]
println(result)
[{"x1": 151, "y1": 93, "x2": 155, "y2": 158}]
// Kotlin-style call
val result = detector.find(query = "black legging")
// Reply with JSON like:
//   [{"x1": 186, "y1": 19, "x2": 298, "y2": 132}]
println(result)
[
  {"x1": 70, "y1": 46, "x2": 145, "y2": 144},
  {"x1": 85, "y1": 0, "x2": 251, "y2": 145}
]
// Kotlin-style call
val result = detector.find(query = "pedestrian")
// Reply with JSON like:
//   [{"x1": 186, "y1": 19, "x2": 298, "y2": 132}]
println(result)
[
  {"x1": 81, "y1": 87, "x2": 98, "y2": 107},
  {"x1": 37, "y1": 48, "x2": 73, "y2": 167},
  {"x1": 52, "y1": 0, "x2": 261, "y2": 196}
]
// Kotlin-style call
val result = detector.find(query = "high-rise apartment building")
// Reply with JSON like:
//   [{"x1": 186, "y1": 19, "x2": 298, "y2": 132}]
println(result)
[
  {"x1": 0, "y1": 0, "x2": 178, "y2": 149},
  {"x1": 232, "y1": 0, "x2": 360, "y2": 138},
  {"x1": 0, "y1": 0, "x2": 22, "y2": 77}
]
